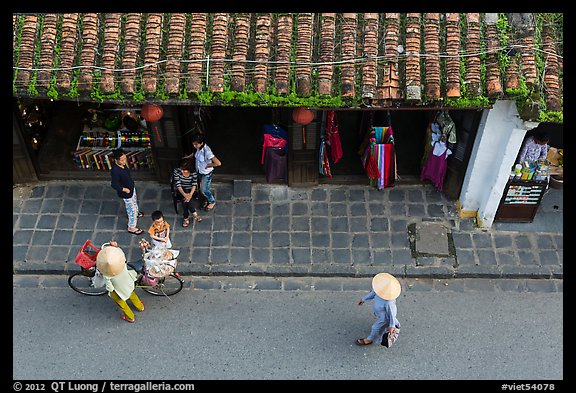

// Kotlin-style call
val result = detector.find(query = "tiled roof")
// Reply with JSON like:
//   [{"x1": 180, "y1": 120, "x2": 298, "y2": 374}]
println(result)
[{"x1": 12, "y1": 13, "x2": 563, "y2": 119}]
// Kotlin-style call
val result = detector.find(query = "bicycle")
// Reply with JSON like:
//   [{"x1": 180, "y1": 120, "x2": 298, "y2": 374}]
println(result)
[{"x1": 68, "y1": 240, "x2": 184, "y2": 297}]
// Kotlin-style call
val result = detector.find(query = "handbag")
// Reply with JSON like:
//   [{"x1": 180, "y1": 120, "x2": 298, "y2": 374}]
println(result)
[{"x1": 381, "y1": 328, "x2": 400, "y2": 348}]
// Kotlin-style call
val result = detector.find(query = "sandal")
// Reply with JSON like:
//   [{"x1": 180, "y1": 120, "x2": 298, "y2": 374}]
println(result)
[
  {"x1": 355, "y1": 338, "x2": 373, "y2": 346},
  {"x1": 182, "y1": 218, "x2": 190, "y2": 227},
  {"x1": 137, "y1": 211, "x2": 145, "y2": 218},
  {"x1": 192, "y1": 212, "x2": 203, "y2": 222},
  {"x1": 204, "y1": 203, "x2": 215, "y2": 211},
  {"x1": 127, "y1": 228, "x2": 144, "y2": 235},
  {"x1": 121, "y1": 314, "x2": 135, "y2": 323}
]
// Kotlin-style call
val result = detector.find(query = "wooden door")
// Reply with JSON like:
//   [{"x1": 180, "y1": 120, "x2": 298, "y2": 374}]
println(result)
[
  {"x1": 149, "y1": 105, "x2": 182, "y2": 184},
  {"x1": 288, "y1": 117, "x2": 319, "y2": 186},
  {"x1": 12, "y1": 109, "x2": 38, "y2": 184},
  {"x1": 443, "y1": 110, "x2": 482, "y2": 200}
]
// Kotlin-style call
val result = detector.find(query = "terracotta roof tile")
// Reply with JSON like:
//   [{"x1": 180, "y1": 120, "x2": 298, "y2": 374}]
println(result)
[
  {"x1": 484, "y1": 13, "x2": 503, "y2": 98},
  {"x1": 445, "y1": 13, "x2": 461, "y2": 98},
  {"x1": 142, "y1": 13, "x2": 163, "y2": 93},
  {"x1": 424, "y1": 13, "x2": 441, "y2": 100},
  {"x1": 465, "y1": 13, "x2": 482, "y2": 97},
  {"x1": 186, "y1": 13, "x2": 207, "y2": 93},
  {"x1": 295, "y1": 13, "x2": 313, "y2": 96},
  {"x1": 361, "y1": 13, "x2": 378, "y2": 99},
  {"x1": 165, "y1": 13, "x2": 186, "y2": 95},
  {"x1": 12, "y1": 13, "x2": 563, "y2": 120},
  {"x1": 542, "y1": 23, "x2": 561, "y2": 112},
  {"x1": 253, "y1": 14, "x2": 271, "y2": 93},
  {"x1": 15, "y1": 14, "x2": 38, "y2": 89},
  {"x1": 404, "y1": 13, "x2": 421, "y2": 101},
  {"x1": 100, "y1": 14, "x2": 121, "y2": 94},
  {"x1": 57, "y1": 13, "x2": 79, "y2": 91},
  {"x1": 121, "y1": 13, "x2": 141, "y2": 94},
  {"x1": 78, "y1": 13, "x2": 99, "y2": 92},
  {"x1": 275, "y1": 14, "x2": 292, "y2": 95},
  {"x1": 230, "y1": 13, "x2": 250, "y2": 92},
  {"x1": 340, "y1": 13, "x2": 356, "y2": 97},
  {"x1": 36, "y1": 14, "x2": 57, "y2": 88},
  {"x1": 317, "y1": 13, "x2": 335, "y2": 96}
]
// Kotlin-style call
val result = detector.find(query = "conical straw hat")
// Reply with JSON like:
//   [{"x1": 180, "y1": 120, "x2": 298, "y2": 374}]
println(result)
[
  {"x1": 96, "y1": 246, "x2": 126, "y2": 277},
  {"x1": 372, "y1": 272, "x2": 401, "y2": 300}
]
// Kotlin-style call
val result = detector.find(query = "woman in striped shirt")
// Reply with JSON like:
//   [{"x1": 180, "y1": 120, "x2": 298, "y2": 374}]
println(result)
[{"x1": 173, "y1": 159, "x2": 202, "y2": 227}]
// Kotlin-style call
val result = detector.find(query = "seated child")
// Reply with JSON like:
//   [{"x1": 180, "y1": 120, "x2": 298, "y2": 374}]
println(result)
[{"x1": 148, "y1": 210, "x2": 172, "y2": 249}]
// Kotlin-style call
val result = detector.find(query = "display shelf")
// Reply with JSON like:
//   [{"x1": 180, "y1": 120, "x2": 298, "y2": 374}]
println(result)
[
  {"x1": 494, "y1": 179, "x2": 548, "y2": 222},
  {"x1": 72, "y1": 127, "x2": 154, "y2": 171}
]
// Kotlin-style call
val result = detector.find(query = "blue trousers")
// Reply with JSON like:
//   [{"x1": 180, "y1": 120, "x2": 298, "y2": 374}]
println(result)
[{"x1": 198, "y1": 172, "x2": 215, "y2": 205}]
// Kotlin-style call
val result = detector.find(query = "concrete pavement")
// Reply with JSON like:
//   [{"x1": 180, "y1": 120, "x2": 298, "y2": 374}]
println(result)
[{"x1": 12, "y1": 180, "x2": 563, "y2": 279}]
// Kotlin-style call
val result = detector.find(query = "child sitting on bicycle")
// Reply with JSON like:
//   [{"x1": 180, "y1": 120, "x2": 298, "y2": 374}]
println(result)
[
  {"x1": 96, "y1": 240, "x2": 144, "y2": 323},
  {"x1": 148, "y1": 210, "x2": 172, "y2": 249}
]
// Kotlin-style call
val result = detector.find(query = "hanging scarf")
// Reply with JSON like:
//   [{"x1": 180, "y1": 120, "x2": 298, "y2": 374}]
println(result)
[
  {"x1": 318, "y1": 111, "x2": 332, "y2": 177},
  {"x1": 326, "y1": 110, "x2": 343, "y2": 164}
]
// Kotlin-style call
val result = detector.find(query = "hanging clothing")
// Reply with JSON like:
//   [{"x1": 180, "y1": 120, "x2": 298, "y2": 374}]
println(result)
[
  {"x1": 362, "y1": 126, "x2": 396, "y2": 190},
  {"x1": 318, "y1": 111, "x2": 332, "y2": 178},
  {"x1": 319, "y1": 138, "x2": 332, "y2": 178},
  {"x1": 261, "y1": 134, "x2": 287, "y2": 165},
  {"x1": 432, "y1": 140, "x2": 452, "y2": 157},
  {"x1": 263, "y1": 124, "x2": 288, "y2": 141},
  {"x1": 420, "y1": 141, "x2": 450, "y2": 192},
  {"x1": 437, "y1": 111, "x2": 457, "y2": 144},
  {"x1": 263, "y1": 147, "x2": 288, "y2": 182},
  {"x1": 325, "y1": 110, "x2": 343, "y2": 164}
]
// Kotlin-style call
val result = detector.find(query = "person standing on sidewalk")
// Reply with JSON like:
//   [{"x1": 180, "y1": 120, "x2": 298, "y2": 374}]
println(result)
[
  {"x1": 110, "y1": 148, "x2": 144, "y2": 235},
  {"x1": 356, "y1": 272, "x2": 401, "y2": 346},
  {"x1": 191, "y1": 132, "x2": 221, "y2": 212},
  {"x1": 96, "y1": 241, "x2": 144, "y2": 323}
]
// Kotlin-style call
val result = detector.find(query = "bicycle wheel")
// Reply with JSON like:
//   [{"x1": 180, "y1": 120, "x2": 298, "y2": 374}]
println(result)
[
  {"x1": 140, "y1": 273, "x2": 184, "y2": 296},
  {"x1": 68, "y1": 271, "x2": 108, "y2": 296}
]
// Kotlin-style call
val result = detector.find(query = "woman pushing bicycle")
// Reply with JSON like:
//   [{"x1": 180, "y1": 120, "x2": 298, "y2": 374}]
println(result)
[{"x1": 96, "y1": 240, "x2": 145, "y2": 323}]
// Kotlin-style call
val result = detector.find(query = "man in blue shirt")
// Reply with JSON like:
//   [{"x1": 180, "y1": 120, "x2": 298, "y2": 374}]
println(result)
[{"x1": 356, "y1": 272, "x2": 401, "y2": 346}]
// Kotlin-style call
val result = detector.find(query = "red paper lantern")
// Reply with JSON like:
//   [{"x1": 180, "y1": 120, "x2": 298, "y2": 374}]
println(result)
[
  {"x1": 141, "y1": 104, "x2": 164, "y2": 123},
  {"x1": 292, "y1": 107, "x2": 314, "y2": 125}
]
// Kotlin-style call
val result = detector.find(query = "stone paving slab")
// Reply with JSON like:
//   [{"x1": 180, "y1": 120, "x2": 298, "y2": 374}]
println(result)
[{"x1": 13, "y1": 181, "x2": 563, "y2": 279}]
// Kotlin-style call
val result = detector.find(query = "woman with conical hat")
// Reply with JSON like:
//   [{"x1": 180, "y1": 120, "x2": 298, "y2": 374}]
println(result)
[
  {"x1": 356, "y1": 272, "x2": 401, "y2": 346},
  {"x1": 96, "y1": 241, "x2": 144, "y2": 323}
]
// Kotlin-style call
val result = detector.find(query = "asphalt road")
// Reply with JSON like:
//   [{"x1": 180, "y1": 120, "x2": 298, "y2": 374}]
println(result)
[{"x1": 13, "y1": 280, "x2": 563, "y2": 382}]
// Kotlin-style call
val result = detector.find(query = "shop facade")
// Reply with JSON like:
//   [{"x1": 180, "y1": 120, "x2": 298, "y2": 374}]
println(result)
[
  {"x1": 12, "y1": 13, "x2": 562, "y2": 228},
  {"x1": 13, "y1": 97, "x2": 484, "y2": 198}
]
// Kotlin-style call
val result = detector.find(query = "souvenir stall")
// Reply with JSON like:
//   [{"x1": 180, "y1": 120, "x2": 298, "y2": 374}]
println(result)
[
  {"x1": 72, "y1": 106, "x2": 155, "y2": 171},
  {"x1": 359, "y1": 111, "x2": 397, "y2": 190},
  {"x1": 494, "y1": 154, "x2": 553, "y2": 223},
  {"x1": 261, "y1": 123, "x2": 288, "y2": 183},
  {"x1": 419, "y1": 111, "x2": 456, "y2": 192},
  {"x1": 318, "y1": 110, "x2": 343, "y2": 179}
]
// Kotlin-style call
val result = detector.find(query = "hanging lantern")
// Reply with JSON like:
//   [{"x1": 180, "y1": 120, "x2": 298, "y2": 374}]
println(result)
[
  {"x1": 292, "y1": 107, "x2": 314, "y2": 148},
  {"x1": 141, "y1": 104, "x2": 164, "y2": 143},
  {"x1": 141, "y1": 104, "x2": 164, "y2": 123},
  {"x1": 292, "y1": 107, "x2": 314, "y2": 125}
]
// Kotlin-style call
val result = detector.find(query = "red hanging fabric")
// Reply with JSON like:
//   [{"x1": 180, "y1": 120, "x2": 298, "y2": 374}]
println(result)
[
  {"x1": 261, "y1": 134, "x2": 287, "y2": 165},
  {"x1": 365, "y1": 149, "x2": 380, "y2": 180},
  {"x1": 326, "y1": 111, "x2": 343, "y2": 164}
]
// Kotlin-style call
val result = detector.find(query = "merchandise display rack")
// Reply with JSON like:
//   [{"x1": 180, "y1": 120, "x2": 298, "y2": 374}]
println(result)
[
  {"x1": 72, "y1": 126, "x2": 154, "y2": 171},
  {"x1": 494, "y1": 179, "x2": 548, "y2": 223}
]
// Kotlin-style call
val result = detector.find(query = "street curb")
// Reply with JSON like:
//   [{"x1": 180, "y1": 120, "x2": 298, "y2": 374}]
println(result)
[{"x1": 14, "y1": 274, "x2": 564, "y2": 293}]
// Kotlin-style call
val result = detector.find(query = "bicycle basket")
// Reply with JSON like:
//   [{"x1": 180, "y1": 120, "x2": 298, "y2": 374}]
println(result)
[{"x1": 74, "y1": 240, "x2": 101, "y2": 268}]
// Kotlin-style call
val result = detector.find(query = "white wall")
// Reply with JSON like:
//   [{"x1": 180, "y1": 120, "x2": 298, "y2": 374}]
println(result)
[{"x1": 459, "y1": 100, "x2": 538, "y2": 228}]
